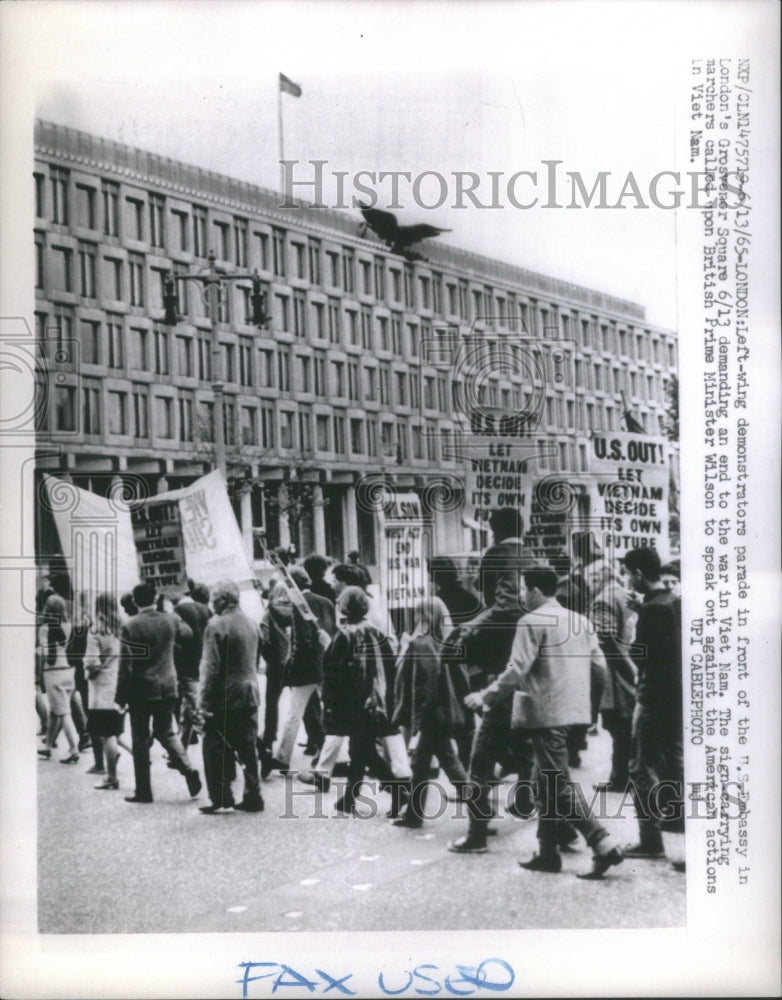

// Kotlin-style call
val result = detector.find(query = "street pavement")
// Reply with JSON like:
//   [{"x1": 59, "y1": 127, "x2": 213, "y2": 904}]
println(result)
[{"x1": 37, "y1": 718, "x2": 685, "y2": 935}]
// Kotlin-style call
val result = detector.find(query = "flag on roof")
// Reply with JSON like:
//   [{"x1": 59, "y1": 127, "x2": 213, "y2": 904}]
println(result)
[{"x1": 279, "y1": 73, "x2": 302, "y2": 98}]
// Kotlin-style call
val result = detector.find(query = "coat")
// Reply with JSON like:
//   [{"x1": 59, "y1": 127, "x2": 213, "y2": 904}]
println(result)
[
  {"x1": 632, "y1": 588, "x2": 682, "y2": 729},
  {"x1": 117, "y1": 608, "x2": 192, "y2": 706},
  {"x1": 198, "y1": 606, "x2": 261, "y2": 715},
  {"x1": 591, "y1": 582, "x2": 637, "y2": 718},
  {"x1": 174, "y1": 598, "x2": 212, "y2": 681},
  {"x1": 393, "y1": 634, "x2": 464, "y2": 735},
  {"x1": 482, "y1": 598, "x2": 607, "y2": 729},
  {"x1": 284, "y1": 590, "x2": 336, "y2": 687},
  {"x1": 321, "y1": 622, "x2": 395, "y2": 737}
]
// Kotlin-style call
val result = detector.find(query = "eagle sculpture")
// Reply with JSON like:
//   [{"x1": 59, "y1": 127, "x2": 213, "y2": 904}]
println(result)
[{"x1": 358, "y1": 204, "x2": 450, "y2": 261}]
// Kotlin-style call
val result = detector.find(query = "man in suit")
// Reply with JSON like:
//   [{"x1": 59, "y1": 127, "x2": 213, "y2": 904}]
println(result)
[
  {"x1": 173, "y1": 583, "x2": 212, "y2": 750},
  {"x1": 459, "y1": 566, "x2": 624, "y2": 879},
  {"x1": 198, "y1": 579, "x2": 264, "y2": 814},
  {"x1": 116, "y1": 581, "x2": 202, "y2": 804}
]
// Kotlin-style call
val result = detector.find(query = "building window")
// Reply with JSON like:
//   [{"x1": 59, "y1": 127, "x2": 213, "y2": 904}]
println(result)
[
  {"x1": 105, "y1": 316, "x2": 123, "y2": 369},
  {"x1": 437, "y1": 373, "x2": 449, "y2": 412},
  {"x1": 78, "y1": 243, "x2": 96, "y2": 298},
  {"x1": 423, "y1": 376, "x2": 436, "y2": 410},
  {"x1": 346, "y1": 308, "x2": 359, "y2": 346},
  {"x1": 360, "y1": 306, "x2": 373, "y2": 350},
  {"x1": 381, "y1": 421, "x2": 395, "y2": 457},
  {"x1": 82, "y1": 383, "x2": 101, "y2": 435},
  {"x1": 171, "y1": 209, "x2": 188, "y2": 251},
  {"x1": 298, "y1": 354, "x2": 312, "y2": 393},
  {"x1": 128, "y1": 254, "x2": 144, "y2": 307},
  {"x1": 74, "y1": 184, "x2": 97, "y2": 230},
  {"x1": 107, "y1": 391, "x2": 128, "y2": 435},
  {"x1": 374, "y1": 257, "x2": 385, "y2": 300},
  {"x1": 308, "y1": 239, "x2": 321, "y2": 285},
  {"x1": 313, "y1": 352, "x2": 326, "y2": 396},
  {"x1": 348, "y1": 359, "x2": 361, "y2": 402},
  {"x1": 198, "y1": 336, "x2": 212, "y2": 381},
  {"x1": 412, "y1": 423, "x2": 423, "y2": 459},
  {"x1": 280, "y1": 410, "x2": 296, "y2": 449},
  {"x1": 80, "y1": 320, "x2": 100, "y2": 365},
  {"x1": 156, "y1": 396, "x2": 173, "y2": 439},
  {"x1": 333, "y1": 413, "x2": 346, "y2": 454},
  {"x1": 233, "y1": 217, "x2": 248, "y2": 268},
  {"x1": 331, "y1": 359, "x2": 345, "y2": 397},
  {"x1": 98, "y1": 181, "x2": 117, "y2": 238},
  {"x1": 51, "y1": 168, "x2": 69, "y2": 225},
  {"x1": 278, "y1": 347, "x2": 291, "y2": 392},
  {"x1": 199, "y1": 401, "x2": 214, "y2": 442},
  {"x1": 390, "y1": 268, "x2": 401, "y2": 303},
  {"x1": 34, "y1": 173, "x2": 45, "y2": 218},
  {"x1": 272, "y1": 227, "x2": 286, "y2": 277},
  {"x1": 407, "y1": 322, "x2": 419, "y2": 358},
  {"x1": 419, "y1": 275, "x2": 431, "y2": 310},
  {"x1": 51, "y1": 246, "x2": 73, "y2": 293},
  {"x1": 54, "y1": 385, "x2": 76, "y2": 432},
  {"x1": 258, "y1": 348, "x2": 274, "y2": 388},
  {"x1": 396, "y1": 371, "x2": 407, "y2": 407},
  {"x1": 35, "y1": 238, "x2": 44, "y2": 289},
  {"x1": 130, "y1": 327, "x2": 148, "y2": 370},
  {"x1": 260, "y1": 403, "x2": 275, "y2": 448},
  {"x1": 391, "y1": 313, "x2": 403, "y2": 355},
  {"x1": 316, "y1": 414, "x2": 330, "y2": 451},
  {"x1": 409, "y1": 371, "x2": 420, "y2": 409},
  {"x1": 325, "y1": 250, "x2": 339, "y2": 287},
  {"x1": 378, "y1": 364, "x2": 391, "y2": 406},
  {"x1": 299, "y1": 406, "x2": 312, "y2": 451},
  {"x1": 360, "y1": 259, "x2": 372, "y2": 296},
  {"x1": 377, "y1": 315, "x2": 389, "y2": 351},
  {"x1": 222, "y1": 398, "x2": 236, "y2": 444},
  {"x1": 254, "y1": 230, "x2": 269, "y2": 271},
  {"x1": 342, "y1": 247, "x2": 355, "y2": 293},
  {"x1": 327, "y1": 297, "x2": 341, "y2": 344},
  {"x1": 176, "y1": 334, "x2": 193, "y2": 378},
  {"x1": 125, "y1": 197, "x2": 144, "y2": 241},
  {"x1": 193, "y1": 206, "x2": 207, "y2": 257},
  {"x1": 366, "y1": 418, "x2": 377, "y2": 457},
  {"x1": 432, "y1": 273, "x2": 443, "y2": 314},
  {"x1": 239, "y1": 337, "x2": 252, "y2": 386},
  {"x1": 179, "y1": 394, "x2": 194, "y2": 442},
  {"x1": 293, "y1": 290, "x2": 307, "y2": 338},
  {"x1": 397, "y1": 423, "x2": 408, "y2": 461},
  {"x1": 213, "y1": 220, "x2": 230, "y2": 261},
  {"x1": 426, "y1": 422, "x2": 437, "y2": 461},
  {"x1": 132, "y1": 387, "x2": 149, "y2": 438},
  {"x1": 240, "y1": 405, "x2": 256, "y2": 446},
  {"x1": 222, "y1": 342, "x2": 235, "y2": 383},
  {"x1": 350, "y1": 418, "x2": 364, "y2": 454},
  {"x1": 153, "y1": 327, "x2": 169, "y2": 375},
  {"x1": 275, "y1": 292, "x2": 290, "y2": 332},
  {"x1": 364, "y1": 365, "x2": 377, "y2": 402}
]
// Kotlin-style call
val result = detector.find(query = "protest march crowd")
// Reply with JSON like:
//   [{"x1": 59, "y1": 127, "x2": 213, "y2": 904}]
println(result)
[{"x1": 35, "y1": 510, "x2": 684, "y2": 881}]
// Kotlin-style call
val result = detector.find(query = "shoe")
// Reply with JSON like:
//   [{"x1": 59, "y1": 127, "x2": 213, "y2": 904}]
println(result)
[
  {"x1": 507, "y1": 801, "x2": 536, "y2": 820},
  {"x1": 334, "y1": 796, "x2": 356, "y2": 815},
  {"x1": 185, "y1": 770, "x2": 202, "y2": 797},
  {"x1": 577, "y1": 846, "x2": 624, "y2": 879},
  {"x1": 299, "y1": 741, "x2": 320, "y2": 756},
  {"x1": 37, "y1": 748, "x2": 52, "y2": 759},
  {"x1": 519, "y1": 853, "x2": 562, "y2": 873},
  {"x1": 568, "y1": 752, "x2": 582, "y2": 768},
  {"x1": 392, "y1": 814, "x2": 423, "y2": 829},
  {"x1": 86, "y1": 765, "x2": 106, "y2": 775},
  {"x1": 557, "y1": 833, "x2": 580, "y2": 853},
  {"x1": 298, "y1": 771, "x2": 330, "y2": 792},
  {"x1": 235, "y1": 798, "x2": 265, "y2": 813},
  {"x1": 671, "y1": 860, "x2": 686, "y2": 873},
  {"x1": 623, "y1": 842, "x2": 665, "y2": 859},
  {"x1": 260, "y1": 754, "x2": 274, "y2": 780},
  {"x1": 125, "y1": 794, "x2": 153, "y2": 803},
  {"x1": 60, "y1": 752, "x2": 80, "y2": 765},
  {"x1": 199, "y1": 804, "x2": 235, "y2": 814},
  {"x1": 94, "y1": 779, "x2": 119, "y2": 790},
  {"x1": 78, "y1": 735, "x2": 92, "y2": 751},
  {"x1": 332, "y1": 761, "x2": 350, "y2": 778},
  {"x1": 447, "y1": 835, "x2": 488, "y2": 854}
]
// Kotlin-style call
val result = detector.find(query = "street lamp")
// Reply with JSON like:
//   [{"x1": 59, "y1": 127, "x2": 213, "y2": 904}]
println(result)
[{"x1": 162, "y1": 252, "x2": 269, "y2": 478}]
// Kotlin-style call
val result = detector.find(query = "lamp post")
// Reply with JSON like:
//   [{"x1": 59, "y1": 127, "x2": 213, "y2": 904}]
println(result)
[{"x1": 163, "y1": 252, "x2": 269, "y2": 479}]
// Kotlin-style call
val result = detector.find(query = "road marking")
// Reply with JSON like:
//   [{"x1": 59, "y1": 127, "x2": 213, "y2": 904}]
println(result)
[
  {"x1": 351, "y1": 883, "x2": 373, "y2": 891},
  {"x1": 300, "y1": 878, "x2": 320, "y2": 886},
  {"x1": 359, "y1": 854, "x2": 380, "y2": 861},
  {"x1": 284, "y1": 910, "x2": 304, "y2": 918},
  {"x1": 226, "y1": 906, "x2": 247, "y2": 913},
  {"x1": 410, "y1": 859, "x2": 425, "y2": 866}
]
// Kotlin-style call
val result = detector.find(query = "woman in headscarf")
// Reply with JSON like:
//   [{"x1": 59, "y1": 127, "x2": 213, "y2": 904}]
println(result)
[
  {"x1": 391, "y1": 597, "x2": 469, "y2": 829},
  {"x1": 321, "y1": 587, "x2": 397, "y2": 815}
]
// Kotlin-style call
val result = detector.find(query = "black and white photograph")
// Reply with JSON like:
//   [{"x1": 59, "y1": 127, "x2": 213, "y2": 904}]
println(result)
[{"x1": 0, "y1": 2, "x2": 779, "y2": 997}]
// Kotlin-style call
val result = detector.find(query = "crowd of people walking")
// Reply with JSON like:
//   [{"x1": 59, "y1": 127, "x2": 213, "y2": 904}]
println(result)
[{"x1": 36, "y1": 516, "x2": 684, "y2": 879}]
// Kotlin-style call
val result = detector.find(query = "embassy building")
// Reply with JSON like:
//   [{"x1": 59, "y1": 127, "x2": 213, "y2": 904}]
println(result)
[{"x1": 33, "y1": 119, "x2": 678, "y2": 578}]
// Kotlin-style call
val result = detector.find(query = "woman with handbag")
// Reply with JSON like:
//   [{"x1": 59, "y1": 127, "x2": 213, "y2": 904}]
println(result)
[
  {"x1": 321, "y1": 587, "x2": 397, "y2": 815},
  {"x1": 392, "y1": 598, "x2": 470, "y2": 829}
]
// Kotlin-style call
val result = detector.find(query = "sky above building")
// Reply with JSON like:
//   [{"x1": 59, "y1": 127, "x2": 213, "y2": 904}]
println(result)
[{"x1": 9, "y1": 1, "x2": 771, "y2": 329}]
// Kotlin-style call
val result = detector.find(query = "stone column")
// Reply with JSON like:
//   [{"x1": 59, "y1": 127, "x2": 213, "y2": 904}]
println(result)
[{"x1": 313, "y1": 483, "x2": 327, "y2": 556}]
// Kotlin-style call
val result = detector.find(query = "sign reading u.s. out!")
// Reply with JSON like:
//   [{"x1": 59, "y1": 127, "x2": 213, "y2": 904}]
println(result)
[{"x1": 588, "y1": 431, "x2": 670, "y2": 560}]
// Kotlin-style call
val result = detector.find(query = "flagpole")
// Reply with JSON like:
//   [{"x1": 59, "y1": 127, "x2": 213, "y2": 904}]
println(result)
[{"x1": 277, "y1": 76, "x2": 285, "y2": 199}]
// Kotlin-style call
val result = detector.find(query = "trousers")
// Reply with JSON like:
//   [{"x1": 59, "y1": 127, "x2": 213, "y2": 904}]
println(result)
[
  {"x1": 128, "y1": 698, "x2": 192, "y2": 800},
  {"x1": 203, "y1": 709, "x2": 262, "y2": 808}
]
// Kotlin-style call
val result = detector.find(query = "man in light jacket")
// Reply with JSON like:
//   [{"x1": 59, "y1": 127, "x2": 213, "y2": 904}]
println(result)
[
  {"x1": 458, "y1": 566, "x2": 624, "y2": 879},
  {"x1": 198, "y1": 580, "x2": 263, "y2": 814}
]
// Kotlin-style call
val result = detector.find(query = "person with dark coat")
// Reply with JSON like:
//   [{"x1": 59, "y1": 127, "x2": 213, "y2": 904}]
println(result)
[
  {"x1": 258, "y1": 581, "x2": 292, "y2": 760},
  {"x1": 303, "y1": 554, "x2": 337, "y2": 604},
  {"x1": 197, "y1": 580, "x2": 263, "y2": 814},
  {"x1": 321, "y1": 587, "x2": 397, "y2": 815},
  {"x1": 428, "y1": 556, "x2": 483, "y2": 627},
  {"x1": 116, "y1": 582, "x2": 201, "y2": 804},
  {"x1": 174, "y1": 584, "x2": 212, "y2": 751},
  {"x1": 392, "y1": 598, "x2": 469, "y2": 828},
  {"x1": 620, "y1": 547, "x2": 684, "y2": 868}
]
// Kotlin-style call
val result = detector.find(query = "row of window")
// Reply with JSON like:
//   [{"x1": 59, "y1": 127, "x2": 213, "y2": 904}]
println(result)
[
  {"x1": 47, "y1": 381, "x2": 451, "y2": 462},
  {"x1": 35, "y1": 165, "x2": 677, "y2": 364}
]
